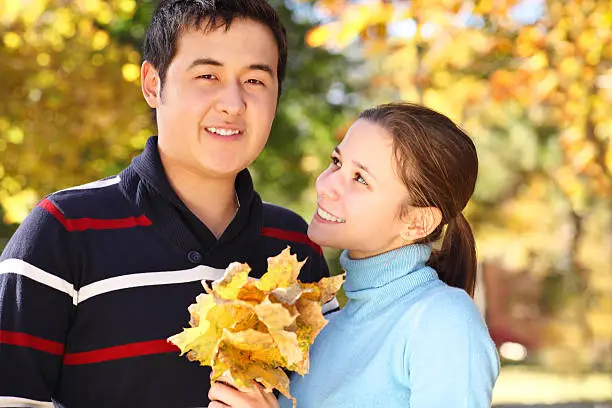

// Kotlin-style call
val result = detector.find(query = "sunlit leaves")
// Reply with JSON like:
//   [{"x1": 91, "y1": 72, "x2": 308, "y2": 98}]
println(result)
[
  {"x1": 306, "y1": 2, "x2": 394, "y2": 48},
  {"x1": 0, "y1": 0, "x2": 150, "y2": 223},
  {"x1": 306, "y1": 0, "x2": 611, "y2": 198},
  {"x1": 168, "y1": 247, "x2": 345, "y2": 407}
]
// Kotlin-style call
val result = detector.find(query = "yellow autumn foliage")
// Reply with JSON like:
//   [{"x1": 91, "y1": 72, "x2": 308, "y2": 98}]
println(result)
[{"x1": 168, "y1": 247, "x2": 345, "y2": 406}]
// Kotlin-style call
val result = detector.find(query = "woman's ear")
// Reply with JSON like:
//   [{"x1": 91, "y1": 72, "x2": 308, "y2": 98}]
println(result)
[
  {"x1": 141, "y1": 61, "x2": 161, "y2": 108},
  {"x1": 400, "y1": 207, "x2": 442, "y2": 242}
]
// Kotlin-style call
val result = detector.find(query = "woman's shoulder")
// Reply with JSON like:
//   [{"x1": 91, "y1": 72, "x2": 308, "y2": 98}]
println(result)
[
  {"x1": 406, "y1": 283, "x2": 489, "y2": 340},
  {"x1": 424, "y1": 283, "x2": 478, "y2": 310}
]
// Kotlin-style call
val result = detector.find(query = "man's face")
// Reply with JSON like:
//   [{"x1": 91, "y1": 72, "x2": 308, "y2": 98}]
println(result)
[{"x1": 144, "y1": 19, "x2": 279, "y2": 178}]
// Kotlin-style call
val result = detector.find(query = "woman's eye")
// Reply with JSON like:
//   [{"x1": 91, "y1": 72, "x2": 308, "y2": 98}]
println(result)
[
  {"x1": 197, "y1": 74, "x2": 217, "y2": 80},
  {"x1": 331, "y1": 156, "x2": 341, "y2": 167},
  {"x1": 355, "y1": 173, "x2": 368, "y2": 185}
]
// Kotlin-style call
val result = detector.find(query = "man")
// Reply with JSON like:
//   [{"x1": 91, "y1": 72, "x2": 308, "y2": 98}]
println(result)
[{"x1": 0, "y1": 1, "x2": 336, "y2": 406}]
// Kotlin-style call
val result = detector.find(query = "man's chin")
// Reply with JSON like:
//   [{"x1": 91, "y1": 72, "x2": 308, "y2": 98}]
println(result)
[{"x1": 195, "y1": 160, "x2": 248, "y2": 179}]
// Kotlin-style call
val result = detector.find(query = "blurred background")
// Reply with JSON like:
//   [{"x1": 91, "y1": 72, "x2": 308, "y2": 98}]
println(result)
[{"x1": 0, "y1": 0, "x2": 610, "y2": 406}]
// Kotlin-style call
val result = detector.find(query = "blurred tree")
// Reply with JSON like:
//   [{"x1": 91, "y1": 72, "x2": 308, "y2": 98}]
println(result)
[{"x1": 0, "y1": 0, "x2": 151, "y2": 226}]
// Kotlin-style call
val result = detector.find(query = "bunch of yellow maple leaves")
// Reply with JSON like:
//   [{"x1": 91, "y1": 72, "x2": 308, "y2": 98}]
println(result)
[{"x1": 168, "y1": 247, "x2": 345, "y2": 406}]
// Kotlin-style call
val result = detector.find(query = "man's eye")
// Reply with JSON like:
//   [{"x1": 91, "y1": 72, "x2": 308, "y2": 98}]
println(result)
[
  {"x1": 197, "y1": 74, "x2": 217, "y2": 80},
  {"x1": 354, "y1": 173, "x2": 368, "y2": 185},
  {"x1": 246, "y1": 79, "x2": 264, "y2": 86}
]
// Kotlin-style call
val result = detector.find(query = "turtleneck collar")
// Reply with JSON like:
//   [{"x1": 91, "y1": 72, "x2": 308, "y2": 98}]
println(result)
[{"x1": 337, "y1": 244, "x2": 440, "y2": 321}]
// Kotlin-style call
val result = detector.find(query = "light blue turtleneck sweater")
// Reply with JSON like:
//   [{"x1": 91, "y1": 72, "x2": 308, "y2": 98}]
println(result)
[{"x1": 279, "y1": 244, "x2": 499, "y2": 408}]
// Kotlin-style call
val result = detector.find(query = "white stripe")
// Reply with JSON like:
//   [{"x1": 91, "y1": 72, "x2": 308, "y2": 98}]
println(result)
[
  {"x1": 0, "y1": 259, "x2": 77, "y2": 305},
  {"x1": 1, "y1": 259, "x2": 342, "y2": 313},
  {"x1": 322, "y1": 297, "x2": 340, "y2": 314},
  {"x1": 56, "y1": 176, "x2": 120, "y2": 193},
  {"x1": 0, "y1": 396, "x2": 54, "y2": 407},
  {"x1": 77, "y1": 265, "x2": 226, "y2": 304}
]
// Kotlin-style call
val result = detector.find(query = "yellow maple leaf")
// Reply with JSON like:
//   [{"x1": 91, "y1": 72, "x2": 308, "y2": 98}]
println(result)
[
  {"x1": 236, "y1": 279, "x2": 267, "y2": 304},
  {"x1": 256, "y1": 247, "x2": 305, "y2": 292},
  {"x1": 168, "y1": 247, "x2": 345, "y2": 408},
  {"x1": 271, "y1": 282, "x2": 307, "y2": 305},
  {"x1": 254, "y1": 297, "x2": 297, "y2": 330},
  {"x1": 213, "y1": 340, "x2": 292, "y2": 399},
  {"x1": 295, "y1": 297, "x2": 328, "y2": 347},
  {"x1": 211, "y1": 262, "x2": 251, "y2": 300},
  {"x1": 301, "y1": 274, "x2": 346, "y2": 303}
]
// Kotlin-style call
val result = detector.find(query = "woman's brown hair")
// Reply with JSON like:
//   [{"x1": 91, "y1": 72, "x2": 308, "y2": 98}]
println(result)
[{"x1": 358, "y1": 102, "x2": 479, "y2": 297}]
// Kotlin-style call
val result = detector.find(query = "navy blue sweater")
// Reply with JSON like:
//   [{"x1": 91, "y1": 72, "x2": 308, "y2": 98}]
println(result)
[{"x1": 0, "y1": 137, "x2": 334, "y2": 408}]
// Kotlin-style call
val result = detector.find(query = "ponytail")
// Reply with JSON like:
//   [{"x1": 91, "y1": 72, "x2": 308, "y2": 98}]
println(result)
[{"x1": 427, "y1": 212, "x2": 477, "y2": 297}]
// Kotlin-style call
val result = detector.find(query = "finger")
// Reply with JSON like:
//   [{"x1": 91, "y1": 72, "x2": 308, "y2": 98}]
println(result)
[
  {"x1": 263, "y1": 391, "x2": 279, "y2": 406},
  {"x1": 208, "y1": 402, "x2": 230, "y2": 408},
  {"x1": 210, "y1": 372, "x2": 239, "y2": 390},
  {"x1": 252, "y1": 383, "x2": 276, "y2": 403},
  {"x1": 209, "y1": 382, "x2": 258, "y2": 406},
  {"x1": 208, "y1": 382, "x2": 237, "y2": 402},
  {"x1": 264, "y1": 391, "x2": 278, "y2": 403},
  {"x1": 247, "y1": 383, "x2": 279, "y2": 407},
  {"x1": 252, "y1": 382, "x2": 276, "y2": 401}
]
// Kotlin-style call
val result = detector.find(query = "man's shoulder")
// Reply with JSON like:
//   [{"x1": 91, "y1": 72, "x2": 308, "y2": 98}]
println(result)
[
  {"x1": 44, "y1": 175, "x2": 131, "y2": 219},
  {"x1": 259, "y1": 202, "x2": 325, "y2": 281},
  {"x1": 261, "y1": 202, "x2": 309, "y2": 233},
  {"x1": 50, "y1": 175, "x2": 122, "y2": 199},
  {"x1": 0, "y1": 176, "x2": 126, "y2": 265}
]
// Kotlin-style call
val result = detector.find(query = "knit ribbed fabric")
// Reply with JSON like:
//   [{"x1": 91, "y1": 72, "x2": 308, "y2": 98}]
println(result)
[
  {"x1": 279, "y1": 244, "x2": 500, "y2": 408},
  {"x1": 338, "y1": 244, "x2": 438, "y2": 321}
]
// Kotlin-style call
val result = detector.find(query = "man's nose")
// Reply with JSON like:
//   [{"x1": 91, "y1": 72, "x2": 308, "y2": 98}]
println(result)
[{"x1": 215, "y1": 80, "x2": 245, "y2": 117}]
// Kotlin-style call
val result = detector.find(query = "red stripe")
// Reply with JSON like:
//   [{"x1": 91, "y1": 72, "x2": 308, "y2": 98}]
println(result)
[
  {"x1": 261, "y1": 227, "x2": 322, "y2": 254},
  {"x1": 39, "y1": 198, "x2": 152, "y2": 231},
  {"x1": 0, "y1": 330, "x2": 65, "y2": 355},
  {"x1": 63, "y1": 339, "x2": 179, "y2": 365}
]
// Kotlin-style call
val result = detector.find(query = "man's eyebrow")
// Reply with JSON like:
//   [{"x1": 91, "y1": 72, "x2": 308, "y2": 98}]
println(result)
[
  {"x1": 334, "y1": 147, "x2": 376, "y2": 180},
  {"x1": 188, "y1": 59, "x2": 274, "y2": 78},
  {"x1": 247, "y1": 64, "x2": 274, "y2": 77},
  {"x1": 188, "y1": 58, "x2": 223, "y2": 69}
]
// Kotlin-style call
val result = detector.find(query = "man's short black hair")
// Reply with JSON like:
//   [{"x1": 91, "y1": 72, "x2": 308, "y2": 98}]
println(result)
[{"x1": 143, "y1": 0, "x2": 288, "y2": 98}]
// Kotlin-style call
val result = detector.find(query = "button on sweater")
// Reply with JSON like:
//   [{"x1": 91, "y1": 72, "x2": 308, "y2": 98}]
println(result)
[{"x1": 280, "y1": 244, "x2": 499, "y2": 408}]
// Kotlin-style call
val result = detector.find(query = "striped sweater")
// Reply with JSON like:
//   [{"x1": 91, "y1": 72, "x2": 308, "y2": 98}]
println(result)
[{"x1": 0, "y1": 137, "x2": 334, "y2": 408}]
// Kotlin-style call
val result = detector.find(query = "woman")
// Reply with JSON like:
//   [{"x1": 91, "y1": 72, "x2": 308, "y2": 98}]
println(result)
[{"x1": 209, "y1": 102, "x2": 500, "y2": 408}]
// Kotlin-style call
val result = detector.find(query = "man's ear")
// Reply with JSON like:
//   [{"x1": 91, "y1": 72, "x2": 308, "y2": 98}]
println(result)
[
  {"x1": 141, "y1": 61, "x2": 161, "y2": 108},
  {"x1": 400, "y1": 207, "x2": 442, "y2": 242}
]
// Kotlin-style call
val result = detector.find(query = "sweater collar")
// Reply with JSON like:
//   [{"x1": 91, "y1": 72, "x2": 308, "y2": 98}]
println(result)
[
  {"x1": 132, "y1": 136, "x2": 255, "y2": 211},
  {"x1": 128, "y1": 136, "x2": 261, "y2": 249},
  {"x1": 340, "y1": 244, "x2": 436, "y2": 301}
]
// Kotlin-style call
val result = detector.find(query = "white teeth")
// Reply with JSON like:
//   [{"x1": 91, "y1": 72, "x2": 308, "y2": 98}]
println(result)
[
  {"x1": 317, "y1": 207, "x2": 345, "y2": 223},
  {"x1": 207, "y1": 127, "x2": 241, "y2": 136}
]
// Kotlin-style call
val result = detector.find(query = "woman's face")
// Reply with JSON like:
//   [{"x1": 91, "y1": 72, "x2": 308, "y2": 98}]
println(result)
[{"x1": 308, "y1": 119, "x2": 410, "y2": 259}]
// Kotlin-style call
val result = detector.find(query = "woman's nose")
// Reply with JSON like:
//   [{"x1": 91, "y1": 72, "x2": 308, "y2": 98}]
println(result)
[{"x1": 315, "y1": 169, "x2": 340, "y2": 201}]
